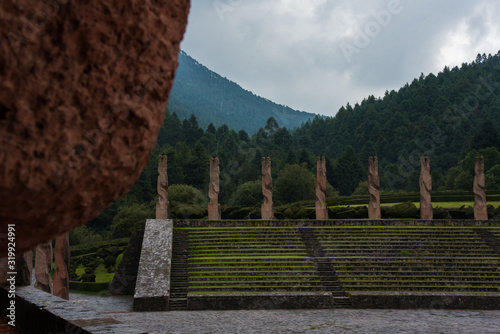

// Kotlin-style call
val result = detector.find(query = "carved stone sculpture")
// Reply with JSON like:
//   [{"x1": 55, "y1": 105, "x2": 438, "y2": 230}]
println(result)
[
  {"x1": 419, "y1": 156, "x2": 433, "y2": 219},
  {"x1": 0, "y1": 0, "x2": 190, "y2": 254},
  {"x1": 208, "y1": 158, "x2": 221, "y2": 220},
  {"x1": 316, "y1": 157, "x2": 328, "y2": 220},
  {"x1": 474, "y1": 156, "x2": 488, "y2": 220},
  {"x1": 368, "y1": 157, "x2": 381, "y2": 219},
  {"x1": 261, "y1": 157, "x2": 274, "y2": 219},
  {"x1": 156, "y1": 156, "x2": 169, "y2": 219},
  {"x1": 35, "y1": 241, "x2": 53, "y2": 293},
  {"x1": 53, "y1": 233, "x2": 70, "y2": 300}
]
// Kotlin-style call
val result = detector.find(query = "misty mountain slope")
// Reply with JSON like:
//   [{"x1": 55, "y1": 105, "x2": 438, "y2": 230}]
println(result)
[{"x1": 167, "y1": 51, "x2": 316, "y2": 134}]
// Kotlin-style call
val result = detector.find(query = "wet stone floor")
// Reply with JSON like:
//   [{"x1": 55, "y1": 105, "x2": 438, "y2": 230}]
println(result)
[{"x1": 70, "y1": 293, "x2": 500, "y2": 334}]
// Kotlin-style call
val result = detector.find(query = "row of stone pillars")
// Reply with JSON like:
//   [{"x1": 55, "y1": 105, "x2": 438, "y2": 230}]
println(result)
[
  {"x1": 155, "y1": 155, "x2": 489, "y2": 220},
  {"x1": 6, "y1": 233, "x2": 70, "y2": 300}
]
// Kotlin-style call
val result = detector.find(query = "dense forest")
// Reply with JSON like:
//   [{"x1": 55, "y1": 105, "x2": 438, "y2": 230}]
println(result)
[
  {"x1": 73, "y1": 51, "x2": 500, "y2": 244},
  {"x1": 167, "y1": 51, "x2": 316, "y2": 134}
]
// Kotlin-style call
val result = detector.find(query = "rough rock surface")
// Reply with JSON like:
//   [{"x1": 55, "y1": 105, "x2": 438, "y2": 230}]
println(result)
[
  {"x1": 0, "y1": 0, "x2": 190, "y2": 253},
  {"x1": 420, "y1": 157, "x2": 433, "y2": 220},
  {"x1": 261, "y1": 157, "x2": 274, "y2": 220},
  {"x1": 315, "y1": 156, "x2": 328, "y2": 220},
  {"x1": 34, "y1": 241, "x2": 53, "y2": 293},
  {"x1": 368, "y1": 157, "x2": 381, "y2": 219},
  {"x1": 53, "y1": 232, "x2": 70, "y2": 300}
]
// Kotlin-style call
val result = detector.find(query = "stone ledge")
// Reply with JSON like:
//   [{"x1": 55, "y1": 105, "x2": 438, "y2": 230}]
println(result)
[
  {"x1": 0, "y1": 286, "x2": 145, "y2": 333},
  {"x1": 349, "y1": 292, "x2": 500, "y2": 310},
  {"x1": 187, "y1": 292, "x2": 334, "y2": 310}
]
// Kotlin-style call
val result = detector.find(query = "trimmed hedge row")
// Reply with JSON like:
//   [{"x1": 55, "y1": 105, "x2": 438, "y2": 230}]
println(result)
[
  {"x1": 335, "y1": 190, "x2": 500, "y2": 206},
  {"x1": 71, "y1": 238, "x2": 129, "y2": 257},
  {"x1": 69, "y1": 281, "x2": 109, "y2": 292}
]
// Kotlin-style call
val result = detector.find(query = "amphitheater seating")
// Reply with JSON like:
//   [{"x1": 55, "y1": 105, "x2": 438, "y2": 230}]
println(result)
[
  {"x1": 315, "y1": 226, "x2": 500, "y2": 293},
  {"x1": 170, "y1": 224, "x2": 500, "y2": 310},
  {"x1": 184, "y1": 227, "x2": 322, "y2": 294}
]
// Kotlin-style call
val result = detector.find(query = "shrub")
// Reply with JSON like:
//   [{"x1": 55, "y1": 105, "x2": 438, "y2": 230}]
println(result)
[
  {"x1": 283, "y1": 203, "x2": 307, "y2": 219},
  {"x1": 81, "y1": 273, "x2": 96, "y2": 283},
  {"x1": 228, "y1": 180, "x2": 262, "y2": 206},
  {"x1": 109, "y1": 203, "x2": 153, "y2": 239},
  {"x1": 169, "y1": 184, "x2": 207, "y2": 206},
  {"x1": 386, "y1": 202, "x2": 419, "y2": 219},
  {"x1": 69, "y1": 281, "x2": 109, "y2": 292},
  {"x1": 275, "y1": 164, "x2": 316, "y2": 204},
  {"x1": 103, "y1": 255, "x2": 117, "y2": 270},
  {"x1": 171, "y1": 204, "x2": 206, "y2": 219}
]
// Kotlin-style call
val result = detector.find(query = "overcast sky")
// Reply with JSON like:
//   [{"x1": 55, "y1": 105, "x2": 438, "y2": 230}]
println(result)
[{"x1": 180, "y1": 0, "x2": 500, "y2": 117}]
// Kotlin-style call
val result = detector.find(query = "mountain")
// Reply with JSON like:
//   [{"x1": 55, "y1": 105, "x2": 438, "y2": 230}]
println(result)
[{"x1": 166, "y1": 51, "x2": 316, "y2": 134}]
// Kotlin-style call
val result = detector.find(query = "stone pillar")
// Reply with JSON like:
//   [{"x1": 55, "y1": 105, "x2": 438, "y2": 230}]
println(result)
[
  {"x1": 35, "y1": 241, "x2": 53, "y2": 293},
  {"x1": 368, "y1": 156, "x2": 381, "y2": 219},
  {"x1": 15, "y1": 250, "x2": 33, "y2": 286},
  {"x1": 261, "y1": 157, "x2": 274, "y2": 219},
  {"x1": 53, "y1": 233, "x2": 70, "y2": 300},
  {"x1": 419, "y1": 156, "x2": 433, "y2": 219},
  {"x1": 474, "y1": 156, "x2": 488, "y2": 220},
  {"x1": 315, "y1": 156, "x2": 328, "y2": 220},
  {"x1": 208, "y1": 157, "x2": 221, "y2": 220},
  {"x1": 156, "y1": 155, "x2": 169, "y2": 219}
]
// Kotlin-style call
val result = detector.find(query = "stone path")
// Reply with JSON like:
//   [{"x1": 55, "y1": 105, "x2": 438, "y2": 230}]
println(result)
[{"x1": 71, "y1": 293, "x2": 500, "y2": 334}]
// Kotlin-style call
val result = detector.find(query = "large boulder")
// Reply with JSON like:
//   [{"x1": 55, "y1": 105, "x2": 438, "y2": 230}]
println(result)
[{"x1": 0, "y1": 0, "x2": 190, "y2": 253}]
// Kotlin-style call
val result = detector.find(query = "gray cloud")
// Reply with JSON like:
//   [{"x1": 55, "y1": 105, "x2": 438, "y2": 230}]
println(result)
[{"x1": 181, "y1": 0, "x2": 500, "y2": 117}]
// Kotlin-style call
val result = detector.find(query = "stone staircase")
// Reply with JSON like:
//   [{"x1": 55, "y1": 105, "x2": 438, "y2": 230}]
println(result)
[
  {"x1": 166, "y1": 224, "x2": 500, "y2": 310},
  {"x1": 315, "y1": 227, "x2": 500, "y2": 293},
  {"x1": 186, "y1": 228, "x2": 323, "y2": 294},
  {"x1": 474, "y1": 228, "x2": 500, "y2": 256},
  {"x1": 168, "y1": 229, "x2": 189, "y2": 311},
  {"x1": 299, "y1": 228, "x2": 352, "y2": 308}
]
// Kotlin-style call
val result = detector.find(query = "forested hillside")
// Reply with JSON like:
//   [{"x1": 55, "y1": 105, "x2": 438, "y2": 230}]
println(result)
[
  {"x1": 293, "y1": 51, "x2": 500, "y2": 190},
  {"x1": 166, "y1": 51, "x2": 316, "y2": 134},
  {"x1": 79, "y1": 52, "x2": 500, "y2": 241}
]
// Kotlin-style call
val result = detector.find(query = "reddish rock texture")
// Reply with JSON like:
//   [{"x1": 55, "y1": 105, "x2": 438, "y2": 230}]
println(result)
[
  {"x1": 419, "y1": 156, "x2": 433, "y2": 220},
  {"x1": 315, "y1": 156, "x2": 328, "y2": 220},
  {"x1": 368, "y1": 157, "x2": 381, "y2": 219},
  {"x1": 53, "y1": 232, "x2": 70, "y2": 300},
  {"x1": 0, "y1": 1, "x2": 190, "y2": 253},
  {"x1": 261, "y1": 157, "x2": 274, "y2": 220},
  {"x1": 474, "y1": 156, "x2": 488, "y2": 220}
]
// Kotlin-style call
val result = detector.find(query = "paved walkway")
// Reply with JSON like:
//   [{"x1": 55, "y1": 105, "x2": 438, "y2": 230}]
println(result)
[{"x1": 70, "y1": 293, "x2": 500, "y2": 334}]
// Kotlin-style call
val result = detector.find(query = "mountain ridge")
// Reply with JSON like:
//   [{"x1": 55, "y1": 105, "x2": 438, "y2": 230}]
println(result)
[{"x1": 166, "y1": 50, "x2": 317, "y2": 134}]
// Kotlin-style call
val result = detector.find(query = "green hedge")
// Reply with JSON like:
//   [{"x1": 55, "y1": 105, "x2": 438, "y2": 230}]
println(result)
[
  {"x1": 71, "y1": 238, "x2": 129, "y2": 257},
  {"x1": 171, "y1": 204, "x2": 207, "y2": 219},
  {"x1": 69, "y1": 281, "x2": 109, "y2": 292}
]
